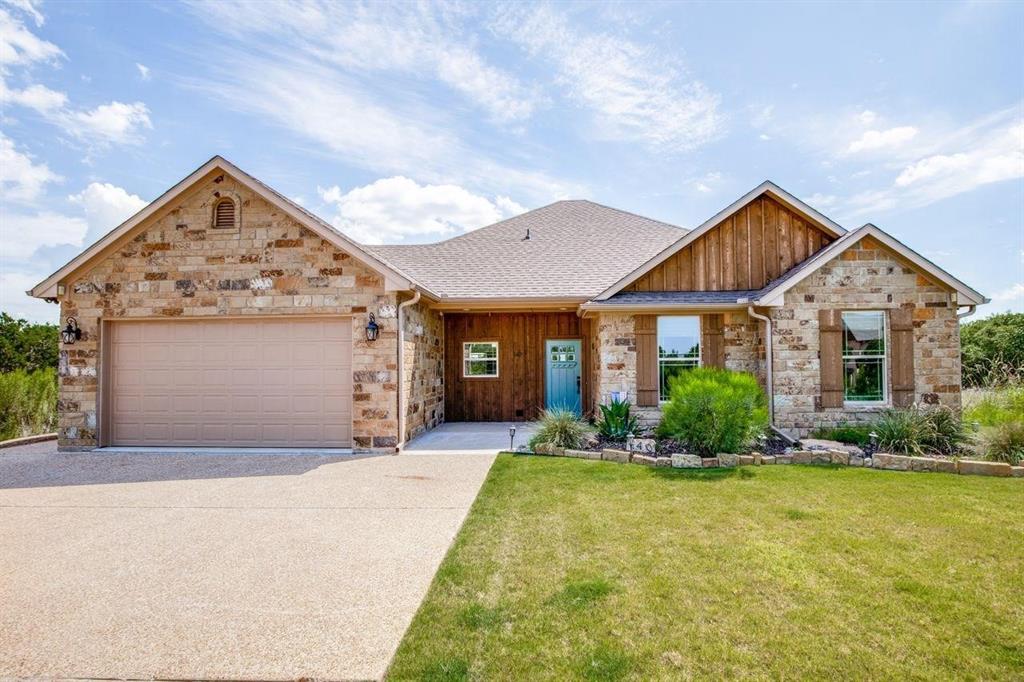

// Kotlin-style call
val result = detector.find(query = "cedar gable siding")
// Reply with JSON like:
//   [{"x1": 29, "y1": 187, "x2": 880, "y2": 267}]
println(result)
[{"x1": 625, "y1": 196, "x2": 835, "y2": 292}]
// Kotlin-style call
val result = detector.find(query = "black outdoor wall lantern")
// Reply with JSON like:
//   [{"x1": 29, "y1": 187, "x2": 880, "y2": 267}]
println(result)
[
  {"x1": 61, "y1": 317, "x2": 82, "y2": 345},
  {"x1": 365, "y1": 313, "x2": 379, "y2": 342}
]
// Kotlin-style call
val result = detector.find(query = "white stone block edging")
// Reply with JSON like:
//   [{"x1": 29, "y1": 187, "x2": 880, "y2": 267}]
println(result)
[{"x1": 510, "y1": 446, "x2": 1022, "y2": 479}]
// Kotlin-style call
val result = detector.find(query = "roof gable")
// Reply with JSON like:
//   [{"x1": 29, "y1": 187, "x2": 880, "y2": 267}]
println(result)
[
  {"x1": 754, "y1": 224, "x2": 988, "y2": 306},
  {"x1": 593, "y1": 181, "x2": 847, "y2": 300},
  {"x1": 29, "y1": 156, "x2": 420, "y2": 299}
]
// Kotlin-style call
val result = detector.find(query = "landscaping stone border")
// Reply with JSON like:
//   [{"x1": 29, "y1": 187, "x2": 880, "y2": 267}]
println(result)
[{"x1": 517, "y1": 445, "x2": 1023, "y2": 479}]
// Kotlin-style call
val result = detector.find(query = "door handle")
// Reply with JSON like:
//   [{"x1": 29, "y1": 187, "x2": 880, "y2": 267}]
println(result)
[{"x1": 576, "y1": 375, "x2": 581, "y2": 393}]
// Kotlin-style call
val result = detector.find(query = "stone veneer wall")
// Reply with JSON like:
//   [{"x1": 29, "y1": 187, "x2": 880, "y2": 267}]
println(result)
[
  {"x1": 592, "y1": 311, "x2": 763, "y2": 430},
  {"x1": 57, "y1": 173, "x2": 401, "y2": 451},
  {"x1": 401, "y1": 299, "x2": 444, "y2": 442},
  {"x1": 592, "y1": 237, "x2": 959, "y2": 438},
  {"x1": 771, "y1": 235, "x2": 960, "y2": 435}
]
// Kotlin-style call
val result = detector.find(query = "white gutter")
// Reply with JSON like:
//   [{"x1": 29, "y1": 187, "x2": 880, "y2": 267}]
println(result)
[
  {"x1": 746, "y1": 305, "x2": 775, "y2": 424},
  {"x1": 396, "y1": 288, "x2": 421, "y2": 449},
  {"x1": 956, "y1": 304, "x2": 977, "y2": 320}
]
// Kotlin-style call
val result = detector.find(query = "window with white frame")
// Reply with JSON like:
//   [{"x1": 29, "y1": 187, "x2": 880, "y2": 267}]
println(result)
[
  {"x1": 463, "y1": 341, "x2": 498, "y2": 378},
  {"x1": 841, "y1": 310, "x2": 886, "y2": 402},
  {"x1": 657, "y1": 316, "x2": 700, "y2": 400}
]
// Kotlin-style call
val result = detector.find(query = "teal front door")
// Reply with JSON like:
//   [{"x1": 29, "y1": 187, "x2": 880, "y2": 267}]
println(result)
[{"x1": 545, "y1": 339, "x2": 582, "y2": 416}]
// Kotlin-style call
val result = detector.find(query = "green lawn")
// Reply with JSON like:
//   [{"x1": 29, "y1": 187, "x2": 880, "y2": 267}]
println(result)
[{"x1": 389, "y1": 455, "x2": 1023, "y2": 681}]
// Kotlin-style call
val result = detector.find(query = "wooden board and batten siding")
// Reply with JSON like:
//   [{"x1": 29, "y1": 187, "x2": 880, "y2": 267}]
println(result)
[
  {"x1": 626, "y1": 196, "x2": 835, "y2": 292},
  {"x1": 444, "y1": 312, "x2": 592, "y2": 421}
]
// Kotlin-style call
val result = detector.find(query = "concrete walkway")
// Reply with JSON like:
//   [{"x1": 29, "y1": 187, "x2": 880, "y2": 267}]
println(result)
[
  {"x1": 0, "y1": 442, "x2": 495, "y2": 681},
  {"x1": 403, "y1": 421, "x2": 537, "y2": 454}
]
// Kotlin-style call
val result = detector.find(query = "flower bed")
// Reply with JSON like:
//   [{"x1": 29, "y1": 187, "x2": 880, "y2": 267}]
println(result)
[{"x1": 522, "y1": 444, "x2": 1024, "y2": 478}]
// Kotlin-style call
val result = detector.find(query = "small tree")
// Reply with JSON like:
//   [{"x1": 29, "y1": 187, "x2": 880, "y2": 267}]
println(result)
[{"x1": 656, "y1": 367, "x2": 768, "y2": 456}]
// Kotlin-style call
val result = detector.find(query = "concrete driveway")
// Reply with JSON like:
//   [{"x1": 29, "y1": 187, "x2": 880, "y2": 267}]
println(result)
[{"x1": 0, "y1": 442, "x2": 495, "y2": 681}]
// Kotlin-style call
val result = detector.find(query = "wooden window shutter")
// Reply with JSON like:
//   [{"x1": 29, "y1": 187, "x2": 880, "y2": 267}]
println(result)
[
  {"x1": 635, "y1": 315, "x2": 658, "y2": 406},
  {"x1": 700, "y1": 314, "x2": 725, "y2": 368},
  {"x1": 890, "y1": 308, "x2": 916, "y2": 407},
  {"x1": 818, "y1": 309, "x2": 844, "y2": 408}
]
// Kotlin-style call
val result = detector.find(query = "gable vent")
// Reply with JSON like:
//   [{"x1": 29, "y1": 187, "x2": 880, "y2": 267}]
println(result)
[{"x1": 214, "y1": 198, "x2": 236, "y2": 229}]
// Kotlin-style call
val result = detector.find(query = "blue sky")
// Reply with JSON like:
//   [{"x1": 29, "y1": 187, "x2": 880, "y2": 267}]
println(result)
[{"x1": 1, "y1": 0, "x2": 1021, "y2": 322}]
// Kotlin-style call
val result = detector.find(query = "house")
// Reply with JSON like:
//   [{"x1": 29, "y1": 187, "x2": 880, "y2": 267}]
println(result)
[{"x1": 30, "y1": 156, "x2": 988, "y2": 452}]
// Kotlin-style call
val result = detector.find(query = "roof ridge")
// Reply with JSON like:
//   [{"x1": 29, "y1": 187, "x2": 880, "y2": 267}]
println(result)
[{"x1": 567, "y1": 198, "x2": 689, "y2": 233}]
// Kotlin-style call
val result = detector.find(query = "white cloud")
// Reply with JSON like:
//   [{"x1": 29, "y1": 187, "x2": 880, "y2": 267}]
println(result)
[
  {"x1": 185, "y1": 1, "x2": 539, "y2": 124},
  {"x1": 491, "y1": 5, "x2": 723, "y2": 152},
  {"x1": 0, "y1": 208, "x2": 87, "y2": 260},
  {"x1": 184, "y1": 52, "x2": 579, "y2": 203},
  {"x1": 689, "y1": 171, "x2": 722, "y2": 194},
  {"x1": 847, "y1": 126, "x2": 919, "y2": 153},
  {"x1": 0, "y1": 179, "x2": 148, "y2": 321},
  {"x1": 758, "y1": 133, "x2": 771, "y2": 141},
  {"x1": 318, "y1": 176, "x2": 525, "y2": 244},
  {"x1": 135, "y1": 62, "x2": 150, "y2": 80},
  {"x1": 844, "y1": 113, "x2": 1023, "y2": 215},
  {"x1": 69, "y1": 181, "x2": 147, "y2": 243},
  {"x1": 0, "y1": 7, "x2": 153, "y2": 150},
  {"x1": 0, "y1": 80, "x2": 66, "y2": 112},
  {"x1": 988, "y1": 282, "x2": 1024, "y2": 314},
  {"x1": 806, "y1": 192, "x2": 838, "y2": 210},
  {"x1": 0, "y1": 270, "x2": 57, "y2": 322},
  {"x1": 858, "y1": 110, "x2": 878, "y2": 125},
  {"x1": 59, "y1": 100, "x2": 152, "y2": 145},
  {"x1": 0, "y1": 6, "x2": 61, "y2": 70},
  {"x1": 0, "y1": 132, "x2": 60, "y2": 202},
  {"x1": 894, "y1": 123, "x2": 1023, "y2": 188}
]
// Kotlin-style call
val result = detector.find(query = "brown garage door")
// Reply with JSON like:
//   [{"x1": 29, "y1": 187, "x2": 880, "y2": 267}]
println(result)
[{"x1": 107, "y1": 317, "x2": 352, "y2": 447}]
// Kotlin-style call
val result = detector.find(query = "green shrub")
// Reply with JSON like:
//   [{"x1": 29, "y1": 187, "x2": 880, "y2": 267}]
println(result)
[
  {"x1": 0, "y1": 368, "x2": 58, "y2": 441},
  {"x1": 596, "y1": 399, "x2": 639, "y2": 440},
  {"x1": 961, "y1": 312, "x2": 1024, "y2": 387},
  {"x1": 809, "y1": 422, "x2": 874, "y2": 446},
  {"x1": 873, "y1": 406, "x2": 968, "y2": 456},
  {"x1": 0, "y1": 313, "x2": 59, "y2": 373},
  {"x1": 978, "y1": 422, "x2": 1024, "y2": 465},
  {"x1": 656, "y1": 367, "x2": 768, "y2": 456},
  {"x1": 529, "y1": 409, "x2": 595, "y2": 450}
]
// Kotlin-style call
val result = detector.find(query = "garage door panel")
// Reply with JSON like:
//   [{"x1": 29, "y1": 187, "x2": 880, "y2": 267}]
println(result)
[{"x1": 108, "y1": 318, "x2": 352, "y2": 447}]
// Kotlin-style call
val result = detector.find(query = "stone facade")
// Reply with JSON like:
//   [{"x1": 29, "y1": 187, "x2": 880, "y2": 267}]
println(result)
[
  {"x1": 57, "y1": 172, "x2": 401, "y2": 452},
  {"x1": 590, "y1": 310, "x2": 764, "y2": 431},
  {"x1": 400, "y1": 299, "x2": 444, "y2": 442},
  {"x1": 771, "y1": 236, "x2": 960, "y2": 435},
  {"x1": 589, "y1": 237, "x2": 960, "y2": 438}
]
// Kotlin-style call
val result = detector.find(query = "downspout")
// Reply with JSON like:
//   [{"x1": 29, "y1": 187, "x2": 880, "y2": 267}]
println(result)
[
  {"x1": 957, "y1": 304, "x2": 977, "y2": 320},
  {"x1": 396, "y1": 288, "x2": 421, "y2": 450},
  {"x1": 746, "y1": 305, "x2": 775, "y2": 425}
]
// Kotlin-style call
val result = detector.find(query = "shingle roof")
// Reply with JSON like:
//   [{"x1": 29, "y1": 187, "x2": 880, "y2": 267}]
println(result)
[
  {"x1": 364, "y1": 200, "x2": 686, "y2": 300},
  {"x1": 597, "y1": 290, "x2": 762, "y2": 305}
]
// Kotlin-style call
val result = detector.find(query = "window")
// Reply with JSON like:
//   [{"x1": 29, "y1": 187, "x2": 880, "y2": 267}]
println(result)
[
  {"x1": 549, "y1": 343, "x2": 576, "y2": 363},
  {"x1": 842, "y1": 310, "x2": 886, "y2": 402},
  {"x1": 657, "y1": 316, "x2": 700, "y2": 400},
  {"x1": 463, "y1": 341, "x2": 498, "y2": 377},
  {"x1": 213, "y1": 198, "x2": 236, "y2": 229}
]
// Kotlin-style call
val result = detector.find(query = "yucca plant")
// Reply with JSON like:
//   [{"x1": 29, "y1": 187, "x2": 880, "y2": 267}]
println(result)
[
  {"x1": 528, "y1": 409, "x2": 595, "y2": 451},
  {"x1": 596, "y1": 399, "x2": 639, "y2": 440}
]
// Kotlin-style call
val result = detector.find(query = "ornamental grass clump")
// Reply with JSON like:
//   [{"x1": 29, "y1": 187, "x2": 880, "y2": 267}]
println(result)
[
  {"x1": 656, "y1": 367, "x2": 768, "y2": 457},
  {"x1": 528, "y1": 409, "x2": 595, "y2": 451},
  {"x1": 874, "y1": 406, "x2": 968, "y2": 456}
]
